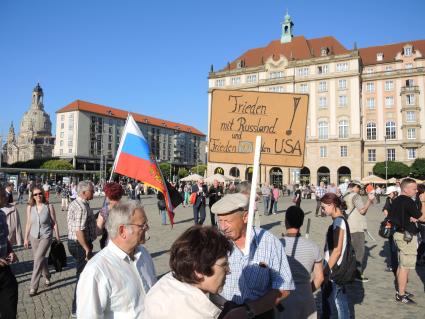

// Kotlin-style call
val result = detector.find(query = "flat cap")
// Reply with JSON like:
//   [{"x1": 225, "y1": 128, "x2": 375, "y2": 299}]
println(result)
[
  {"x1": 350, "y1": 179, "x2": 364, "y2": 188},
  {"x1": 211, "y1": 193, "x2": 249, "y2": 215}
]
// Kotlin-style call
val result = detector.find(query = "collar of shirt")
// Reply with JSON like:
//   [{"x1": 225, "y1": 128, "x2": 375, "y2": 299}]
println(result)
[
  {"x1": 76, "y1": 196, "x2": 88, "y2": 204},
  {"x1": 107, "y1": 240, "x2": 142, "y2": 263}
]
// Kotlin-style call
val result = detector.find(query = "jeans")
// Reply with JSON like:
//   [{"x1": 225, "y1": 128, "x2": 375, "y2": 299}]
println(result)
[
  {"x1": 68, "y1": 240, "x2": 92, "y2": 314},
  {"x1": 208, "y1": 206, "x2": 216, "y2": 226},
  {"x1": 18, "y1": 192, "x2": 24, "y2": 204},
  {"x1": 262, "y1": 196, "x2": 269, "y2": 213},
  {"x1": 322, "y1": 281, "x2": 350, "y2": 319},
  {"x1": 160, "y1": 210, "x2": 167, "y2": 225},
  {"x1": 0, "y1": 265, "x2": 18, "y2": 319},
  {"x1": 193, "y1": 204, "x2": 206, "y2": 225}
]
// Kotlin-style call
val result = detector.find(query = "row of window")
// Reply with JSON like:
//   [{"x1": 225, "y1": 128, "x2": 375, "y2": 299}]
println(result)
[
  {"x1": 319, "y1": 146, "x2": 348, "y2": 158},
  {"x1": 318, "y1": 95, "x2": 348, "y2": 108},
  {"x1": 364, "y1": 62, "x2": 414, "y2": 74},
  {"x1": 367, "y1": 147, "x2": 417, "y2": 161},
  {"x1": 364, "y1": 80, "x2": 415, "y2": 93},
  {"x1": 366, "y1": 94, "x2": 415, "y2": 109},
  {"x1": 317, "y1": 120, "x2": 349, "y2": 139},
  {"x1": 298, "y1": 62, "x2": 350, "y2": 77},
  {"x1": 366, "y1": 121, "x2": 418, "y2": 140}
]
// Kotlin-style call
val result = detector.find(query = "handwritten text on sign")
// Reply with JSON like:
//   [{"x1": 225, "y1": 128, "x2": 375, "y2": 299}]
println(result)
[{"x1": 209, "y1": 90, "x2": 309, "y2": 167}]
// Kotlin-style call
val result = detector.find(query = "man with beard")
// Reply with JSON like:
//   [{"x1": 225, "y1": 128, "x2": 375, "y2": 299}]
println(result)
[
  {"x1": 76, "y1": 200, "x2": 157, "y2": 317},
  {"x1": 212, "y1": 193, "x2": 294, "y2": 318}
]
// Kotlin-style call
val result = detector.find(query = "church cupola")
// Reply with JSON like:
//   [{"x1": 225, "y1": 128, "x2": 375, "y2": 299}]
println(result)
[
  {"x1": 7, "y1": 122, "x2": 16, "y2": 144},
  {"x1": 281, "y1": 10, "x2": 294, "y2": 44},
  {"x1": 31, "y1": 82, "x2": 44, "y2": 109}
]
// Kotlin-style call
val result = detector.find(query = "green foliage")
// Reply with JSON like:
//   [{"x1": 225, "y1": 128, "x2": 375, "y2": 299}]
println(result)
[
  {"x1": 410, "y1": 158, "x2": 425, "y2": 179},
  {"x1": 373, "y1": 161, "x2": 410, "y2": 179},
  {"x1": 178, "y1": 167, "x2": 189, "y2": 178},
  {"x1": 159, "y1": 162, "x2": 171, "y2": 179},
  {"x1": 41, "y1": 159, "x2": 73, "y2": 170},
  {"x1": 8, "y1": 157, "x2": 59, "y2": 168},
  {"x1": 191, "y1": 164, "x2": 207, "y2": 176}
]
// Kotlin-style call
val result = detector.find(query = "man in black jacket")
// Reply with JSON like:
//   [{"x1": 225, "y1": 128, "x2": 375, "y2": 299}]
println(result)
[
  {"x1": 208, "y1": 179, "x2": 223, "y2": 226},
  {"x1": 191, "y1": 179, "x2": 207, "y2": 225},
  {"x1": 389, "y1": 178, "x2": 425, "y2": 305}
]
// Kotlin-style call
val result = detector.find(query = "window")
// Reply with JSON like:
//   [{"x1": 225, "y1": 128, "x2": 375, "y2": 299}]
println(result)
[
  {"x1": 320, "y1": 146, "x2": 327, "y2": 158},
  {"x1": 59, "y1": 149, "x2": 63, "y2": 155},
  {"x1": 60, "y1": 132, "x2": 64, "y2": 138},
  {"x1": 407, "y1": 128, "x2": 416, "y2": 139},
  {"x1": 406, "y1": 94, "x2": 415, "y2": 105},
  {"x1": 318, "y1": 121, "x2": 329, "y2": 140},
  {"x1": 366, "y1": 82, "x2": 375, "y2": 92},
  {"x1": 231, "y1": 77, "x2": 241, "y2": 85},
  {"x1": 406, "y1": 79, "x2": 414, "y2": 87},
  {"x1": 321, "y1": 47, "x2": 329, "y2": 56},
  {"x1": 407, "y1": 148, "x2": 416, "y2": 160},
  {"x1": 336, "y1": 62, "x2": 349, "y2": 72},
  {"x1": 385, "y1": 80, "x2": 394, "y2": 91},
  {"x1": 367, "y1": 98, "x2": 375, "y2": 109},
  {"x1": 405, "y1": 63, "x2": 413, "y2": 69},
  {"x1": 61, "y1": 115, "x2": 65, "y2": 121},
  {"x1": 387, "y1": 148, "x2": 395, "y2": 161},
  {"x1": 338, "y1": 79, "x2": 347, "y2": 90},
  {"x1": 340, "y1": 146, "x2": 348, "y2": 157},
  {"x1": 297, "y1": 67, "x2": 309, "y2": 77},
  {"x1": 268, "y1": 86, "x2": 284, "y2": 92},
  {"x1": 246, "y1": 75, "x2": 257, "y2": 83},
  {"x1": 368, "y1": 149, "x2": 376, "y2": 162},
  {"x1": 406, "y1": 111, "x2": 416, "y2": 122},
  {"x1": 338, "y1": 95, "x2": 347, "y2": 107},
  {"x1": 215, "y1": 79, "x2": 225, "y2": 87},
  {"x1": 68, "y1": 114, "x2": 74, "y2": 120},
  {"x1": 299, "y1": 83, "x2": 308, "y2": 93},
  {"x1": 385, "y1": 121, "x2": 396, "y2": 139},
  {"x1": 385, "y1": 96, "x2": 394, "y2": 107},
  {"x1": 317, "y1": 65, "x2": 329, "y2": 74},
  {"x1": 366, "y1": 122, "x2": 377, "y2": 140},
  {"x1": 68, "y1": 149, "x2": 72, "y2": 154},
  {"x1": 338, "y1": 120, "x2": 349, "y2": 138},
  {"x1": 270, "y1": 71, "x2": 284, "y2": 79},
  {"x1": 68, "y1": 140, "x2": 73, "y2": 146},
  {"x1": 385, "y1": 66, "x2": 393, "y2": 71},
  {"x1": 376, "y1": 53, "x2": 384, "y2": 61},
  {"x1": 319, "y1": 96, "x2": 327, "y2": 108},
  {"x1": 318, "y1": 81, "x2": 327, "y2": 92},
  {"x1": 404, "y1": 47, "x2": 412, "y2": 56},
  {"x1": 61, "y1": 123, "x2": 64, "y2": 129},
  {"x1": 365, "y1": 68, "x2": 374, "y2": 74},
  {"x1": 60, "y1": 140, "x2": 63, "y2": 146}
]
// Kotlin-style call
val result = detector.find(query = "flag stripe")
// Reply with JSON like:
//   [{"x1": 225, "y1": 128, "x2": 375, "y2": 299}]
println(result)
[{"x1": 121, "y1": 133, "x2": 151, "y2": 161}]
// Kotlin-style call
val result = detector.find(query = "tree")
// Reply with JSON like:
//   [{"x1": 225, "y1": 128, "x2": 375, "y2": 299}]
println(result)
[
  {"x1": 410, "y1": 158, "x2": 425, "y2": 179},
  {"x1": 178, "y1": 167, "x2": 189, "y2": 178},
  {"x1": 41, "y1": 159, "x2": 74, "y2": 170},
  {"x1": 159, "y1": 162, "x2": 171, "y2": 180},
  {"x1": 373, "y1": 161, "x2": 410, "y2": 179},
  {"x1": 191, "y1": 164, "x2": 207, "y2": 177},
  {"x1": 9, "y1": 157, "x2": 59, "y2": 168}
]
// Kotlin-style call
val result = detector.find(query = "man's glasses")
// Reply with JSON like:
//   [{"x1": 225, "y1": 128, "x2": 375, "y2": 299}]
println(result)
[
  {"x1": 127, "y1": 223, "x2": 149, "y2": 231},
  {"x1": 215, "y1": 261, "x2": 230, "y2": 271},
  {"x1": 33, "y1": 193, "x2": 43, "y2": 197}
]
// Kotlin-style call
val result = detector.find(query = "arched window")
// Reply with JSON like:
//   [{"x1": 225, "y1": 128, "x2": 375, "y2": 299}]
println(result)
[
  {"x1": 338, "y1": 120, "x2": 349, "y2": 139},
  {"x1": 385, "y1": 121, "x2": 396, "y2": 139},
  {"x1": 366, "y1": 122, "x2": 376, "y2": 140},
  {"x1": 318, "y1": 120, "x2": 328, "y2": 140}
]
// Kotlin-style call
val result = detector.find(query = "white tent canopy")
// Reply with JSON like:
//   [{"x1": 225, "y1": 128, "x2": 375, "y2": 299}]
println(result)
[
  {"x1": 361, "y1": 174, "x2": 386, "y2": 184},
  {"x1": 180, "y1": 173, "x2": 203, "y2": 182},
  {"x1": 204, "y1": 173, "x2": 235, "y2": 184}
]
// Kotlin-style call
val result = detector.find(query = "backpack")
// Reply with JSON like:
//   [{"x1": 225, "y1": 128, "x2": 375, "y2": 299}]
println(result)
[
  {"x1": 326, "y1": 216, "x2": 357, "y2": 284},
  {"x1": 189, "y1": 192, "x2": 197, "y2": 205}
]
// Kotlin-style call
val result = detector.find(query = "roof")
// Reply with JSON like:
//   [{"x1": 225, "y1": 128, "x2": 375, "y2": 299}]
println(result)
[
  {"x1": 358, "y1": 40, "x2": 425, "y2": 66},
  {"x1": 221, "y1": 36, "x2": 350, "y2": 71},
  {"x1": 56, "y1": 100, "x2": 205, "y2": 136}
]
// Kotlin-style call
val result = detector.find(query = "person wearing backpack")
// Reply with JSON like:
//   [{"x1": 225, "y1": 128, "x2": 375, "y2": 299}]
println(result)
[{"x1": 320, "y1": 192, "x2": 354, "y2": 319}]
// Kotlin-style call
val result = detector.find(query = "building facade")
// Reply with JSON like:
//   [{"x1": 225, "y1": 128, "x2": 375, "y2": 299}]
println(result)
[
  {"x1": 53, "y1": 100, "x2": 206, "y2": 172},
  {"x1": 2, "y1": 84, "x2": 55, "y2": 165},
  {"x1": 207, "y1": 13, "x2": 425, "y2": 186}
]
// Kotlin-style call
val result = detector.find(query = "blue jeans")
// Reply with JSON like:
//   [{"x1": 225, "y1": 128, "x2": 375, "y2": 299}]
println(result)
[
  {"x1": 160, "y1": 210, "x2": 167, "y2": 225},
  {"x1": 322, "y1": 281, "x2": 350, "y2": 319},
  {"x1": 262, "y1": 196, "x2": 269, "y2": 213}
]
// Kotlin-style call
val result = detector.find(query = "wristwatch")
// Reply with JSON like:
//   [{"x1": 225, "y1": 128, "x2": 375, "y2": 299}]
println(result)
[{"x1": 243, "y1": 303, "x2": 256, "y2": 319}]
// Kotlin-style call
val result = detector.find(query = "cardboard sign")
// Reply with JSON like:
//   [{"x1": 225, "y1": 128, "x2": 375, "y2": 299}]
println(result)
[{"x1": 209, "y1": 89, "x2": 309, "y2": 167}]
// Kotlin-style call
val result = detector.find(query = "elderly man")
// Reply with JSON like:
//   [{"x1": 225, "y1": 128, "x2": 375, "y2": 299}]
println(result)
[
  {"x1": 211, "y1": 193, "x2": 294, "y2": 318},
  {"x1": 77, "y1": 200, "x2": 156, "y2": 318},
  {"x1": 192, "y1": 179, "x2": 207, "y2": 225},
  {"x1": 67, "y1": 181, "x2": 97, "y2": 317}
]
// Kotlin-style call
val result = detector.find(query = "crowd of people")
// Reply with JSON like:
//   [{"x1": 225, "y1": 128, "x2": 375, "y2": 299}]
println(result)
[{"x1": 0, "y1": 176, "x2": 425, "y2": 318}]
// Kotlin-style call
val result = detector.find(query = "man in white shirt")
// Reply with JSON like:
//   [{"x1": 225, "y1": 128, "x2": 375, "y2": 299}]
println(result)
[{"x1": 77, "y1": 200, "x2": 157, "y2": 318}]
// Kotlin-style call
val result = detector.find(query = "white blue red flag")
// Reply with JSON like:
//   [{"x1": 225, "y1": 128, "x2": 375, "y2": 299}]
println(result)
[{"x1": 112, "y1": 114, "x2": 174, "y2": 226}]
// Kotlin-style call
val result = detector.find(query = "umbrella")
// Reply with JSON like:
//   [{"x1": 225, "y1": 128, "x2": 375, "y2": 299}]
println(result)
[
  {"x1": 204, "y1": 173, "x2": 235, "y2": 184},
  {"x1": 387, "y1": 177, "x2": 397, "y2": 183},
  {"x1": 180, "y1": 174, "x2": 203, "y2": 182},
  {"x1": 361, "y1": 174, "x2": 386, "y2": 184}
]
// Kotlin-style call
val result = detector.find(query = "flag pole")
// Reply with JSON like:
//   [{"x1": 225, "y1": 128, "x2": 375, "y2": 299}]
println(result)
[
  {"x1": 108, "y1": 113, "x2": 131, "y2": 183},
  {"x1": 243, "y1": 135, "x2": 262, "y2": 256},
  {"x1": 153, "y1": 158, "x2": 175, "y2": 227}
]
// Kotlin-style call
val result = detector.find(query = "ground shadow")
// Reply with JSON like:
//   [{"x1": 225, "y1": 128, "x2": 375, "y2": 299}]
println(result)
[
  {"x1": 416, "y1": 265, "x2": 425, "y2": 293},
  {"x1": 151, "y1": 249, "x2": 170, "y2": 259},
  {"x1": 363, "y1": 244, "x2": 377, "y2": 272},
  {"x1": 173, "y1": 217, "x2": 194, "y2": 225},
  {"x1": 261, "y1": 221, "x2": 281, "y2": 231}
]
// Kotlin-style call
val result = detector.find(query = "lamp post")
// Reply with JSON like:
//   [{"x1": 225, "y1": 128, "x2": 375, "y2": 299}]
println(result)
[{"x1": 384, "y1": 135, "x2": 388, "y2": 185}]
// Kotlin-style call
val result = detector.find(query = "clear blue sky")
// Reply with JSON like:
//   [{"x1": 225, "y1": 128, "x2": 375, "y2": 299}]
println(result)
[{"x1": 1, "y1": 0, "x2": 424, "y2": 139}]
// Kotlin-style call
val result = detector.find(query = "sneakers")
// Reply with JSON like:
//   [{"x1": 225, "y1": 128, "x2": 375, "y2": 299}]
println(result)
[
  {"x1": 29, "y1": 289, "x2": 37, "y2": 297},
  {"x1": 70, "y1": 312, "x2": 77, "y2": 318},
  {"x1": 45, "y1": 279, "x2": 51, "y2": 287},
  {"x1": 354, "y1": 274, "x2": 369, "y2": 283},
  {"x1": 397, "y1": 291, "x2": 414, "y2": 298},
  {"x1": 396, "y1": 293, "x2": 416, "y2": 305}
]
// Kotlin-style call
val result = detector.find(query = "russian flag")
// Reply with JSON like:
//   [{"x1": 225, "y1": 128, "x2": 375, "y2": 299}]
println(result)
[{"x1": 112, "y1": 114, "x2": 174, "y2": 226}]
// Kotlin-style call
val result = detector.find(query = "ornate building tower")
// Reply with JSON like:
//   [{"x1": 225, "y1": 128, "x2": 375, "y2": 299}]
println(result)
[{"x1": 280, "y1": 11, "x2": 294, "y2": 44}]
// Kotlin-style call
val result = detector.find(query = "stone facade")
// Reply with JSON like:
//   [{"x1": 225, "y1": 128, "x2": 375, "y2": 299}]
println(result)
[{"x1": 2, "y1": 84, "x2": 55, "y2": 164}]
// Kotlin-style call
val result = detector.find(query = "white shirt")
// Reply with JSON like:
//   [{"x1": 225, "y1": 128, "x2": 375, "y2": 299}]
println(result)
[
  {"x1": 324, "y1": 217, "x2": 347, "y2": 266},
  {"x1": 77, "y1": 241, "x2": 157, "y2": 319},
  {"x1": 43, "y1": 183, "x2": 51, "y2": 192},
  {"x1": 145, "y1": 272, "x2": 221, "y2": 319}
]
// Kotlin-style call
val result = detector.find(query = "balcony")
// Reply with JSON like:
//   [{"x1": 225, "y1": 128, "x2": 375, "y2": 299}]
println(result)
[{"x1": 400, "y1": 85, "x2": 420, "y2": 95}]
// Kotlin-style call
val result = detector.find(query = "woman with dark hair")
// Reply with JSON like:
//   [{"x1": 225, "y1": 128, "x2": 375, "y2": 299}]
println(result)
[
  {"x1": 23, "y1": 186, "x2": 60, "y2": 296},
  {"x1": 320, "y1": 192, "x2": 350, "y2": 319},
  {"x1": 145, "y1": 225, "x2": 233, "y2": 319},
  {"x1": 96, "y1": 182, "x2": 124, "y2": 249}
]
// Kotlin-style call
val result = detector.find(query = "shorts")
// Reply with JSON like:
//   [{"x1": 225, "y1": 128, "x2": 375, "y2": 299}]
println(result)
[{"x1": 394, "y1": 231, "x2": 418, "y2": 269}]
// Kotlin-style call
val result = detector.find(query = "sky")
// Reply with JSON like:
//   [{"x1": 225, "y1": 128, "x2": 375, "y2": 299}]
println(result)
[{"x1": 1, "y1": 0, "x2": 424, "y2": 140}]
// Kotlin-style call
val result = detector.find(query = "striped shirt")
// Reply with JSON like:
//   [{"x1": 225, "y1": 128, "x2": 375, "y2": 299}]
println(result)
[
  {"x1": 315, "y1": 187, "x2": 327, "y2": 199},
  {"x1": 221, "y1": 227, "x2": 295, "y2": 304}
]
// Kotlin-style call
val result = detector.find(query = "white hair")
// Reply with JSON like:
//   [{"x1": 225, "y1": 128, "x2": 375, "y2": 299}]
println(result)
[
  {"x1": 106, "y1": 200, "x2": 145, "y2": 239},
  {"x1": 77, "y1": 181, "x2": 94, "y2": 195}
]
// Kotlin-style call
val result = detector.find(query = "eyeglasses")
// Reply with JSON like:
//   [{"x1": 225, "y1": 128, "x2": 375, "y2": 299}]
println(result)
[
  {"x1": 33, "y1": 193, "x2": 43, "y2": 197},
  {"x1": 215, "y1": 261, "x2": 230, "y2": 271},
  {"x1": 127, "y1": 223, "x2": 149, "y2": 231}
]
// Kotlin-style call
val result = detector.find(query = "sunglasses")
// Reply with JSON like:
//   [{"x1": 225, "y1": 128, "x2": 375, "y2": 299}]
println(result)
[{"x1": 33, "y1": 193, "x2": 43, "y2": 197}]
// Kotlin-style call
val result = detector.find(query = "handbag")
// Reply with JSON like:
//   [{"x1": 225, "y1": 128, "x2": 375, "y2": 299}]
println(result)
[
  {"x1": 189, "y1": 192, "x2": 197, "y2": 205},
  {"x1": 48, "y1": 239, "x2": 67, "y2": 272},
  {"x1": 378, "y1": 218, "x2": 394, "y2": 239}
]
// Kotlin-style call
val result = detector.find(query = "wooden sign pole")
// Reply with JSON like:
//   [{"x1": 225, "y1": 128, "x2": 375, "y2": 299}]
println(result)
[{"x1": 243, "y1": 135, "x2": 262, "y2": 256}]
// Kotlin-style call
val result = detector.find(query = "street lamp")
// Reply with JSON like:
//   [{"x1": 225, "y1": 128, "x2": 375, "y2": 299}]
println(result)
[{"x1": 384, "y1": 135, "x2": 388, "y2": 185}]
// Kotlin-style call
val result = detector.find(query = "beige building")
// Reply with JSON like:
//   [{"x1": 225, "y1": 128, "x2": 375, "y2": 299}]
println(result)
[
  {"x1": 53, "y1": 100, "x2": 206, "y2": 174},
  {"x1": 207, "y1": 13, "x2": 425, "y2": 186},
  {"x1": 2, "y1": 84, "x2": 55, "y2": 165}
]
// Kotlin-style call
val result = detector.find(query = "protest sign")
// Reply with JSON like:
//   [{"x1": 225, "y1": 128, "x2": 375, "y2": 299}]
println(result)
[{"x1": 209, "y1": 89, "x2": 309, "y2": 167}]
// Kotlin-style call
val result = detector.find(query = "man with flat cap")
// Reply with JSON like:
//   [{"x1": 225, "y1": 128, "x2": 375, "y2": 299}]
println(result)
[{"x1": 211, "y1": 193, "x2": 294, "y2": 319}]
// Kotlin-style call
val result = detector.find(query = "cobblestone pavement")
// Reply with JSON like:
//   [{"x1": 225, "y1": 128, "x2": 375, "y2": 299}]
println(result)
[{"x1": 10, "y1": 193, "x2": 425, "y2": 318}]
